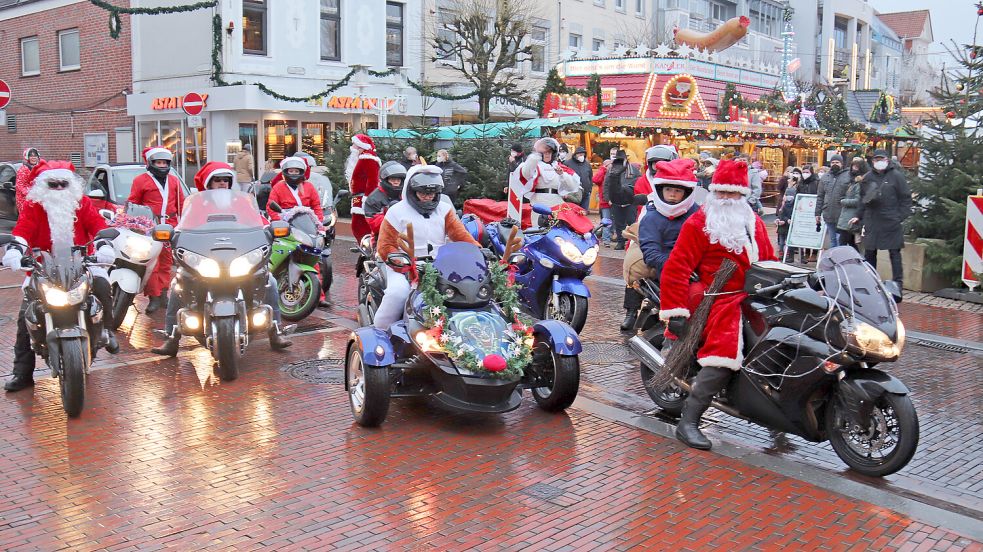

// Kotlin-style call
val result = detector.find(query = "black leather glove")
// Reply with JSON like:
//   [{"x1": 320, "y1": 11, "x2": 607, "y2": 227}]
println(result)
[{"x1": 666, "y1": 316, "x2": 687, "y2": 338}]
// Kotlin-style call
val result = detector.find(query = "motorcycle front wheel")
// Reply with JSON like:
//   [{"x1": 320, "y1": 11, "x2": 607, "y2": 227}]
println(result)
[
  {"x1": 826, "y1": 393, "x2": 919, "y2": 477},
  {"x1": 531, "y1": 344, "x2": 580, "y2": 412},
  {"x1": 58, "y1": 337, "x2": 87, "y2": 417},
  {"x1": 347, "y1": 345, "x2": 390, "y2": 427},
  {"x1": 110, "y1": 285, "x2": 134, "y2": 331},
  {"x1": 214, "y1": 317, "x2": 241, "y2": 381},
  {"x1": 546, "y1": 292, "x2": 588, "y2": 333},
  {"x1": 277, "y1": 271, "x2": 319, "y2": 321}
]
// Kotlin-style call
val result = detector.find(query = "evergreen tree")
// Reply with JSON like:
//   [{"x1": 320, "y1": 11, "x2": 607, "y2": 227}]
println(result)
[{"x1": 909, "y1": 20, "x2": 983, "y2": 281}]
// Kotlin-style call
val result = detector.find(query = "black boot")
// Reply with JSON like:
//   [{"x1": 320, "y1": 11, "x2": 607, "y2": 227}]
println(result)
[
  {"x1": 675, "y1": 366, "x2": 733, "y2": 450},
  {"x1": 103, "y1": 329, "x2": 119, "y2": 354},
  {"x1": 620, "y1": 310, "x2": 638, "y2": 332},
  {"x1": 4, "y1": 373, "x2": 35, "y2": 392},
  {"x1": 269, "y1": 328, "x2": 293, "y2": 350},
  {"x1": 145, "y1": 295, "x2": 163, "y2": 315},
  {"x1": 151, "y1": 335, "x2": 180, "y2": 357}
]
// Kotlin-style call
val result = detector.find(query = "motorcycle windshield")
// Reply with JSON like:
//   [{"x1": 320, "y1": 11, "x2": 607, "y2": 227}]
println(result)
[
  {"x1": 125, "y1": 202, "x2": 156, "y2": 222},
  {"x1": 817, "y1": 246, "x2": 898, "y2": 337},
  {"x1": 42, "y1": 245, "x2": 85, "y2": 289},
  {"x1": 432, "y1": 242, "x2": 487, "y2": 284},
  {"x1": 288, "y1": 211, "x2": 319, "y2": 236},
  {"x1": 176, "y1": 189, "x2": 267, "y2": 232}
]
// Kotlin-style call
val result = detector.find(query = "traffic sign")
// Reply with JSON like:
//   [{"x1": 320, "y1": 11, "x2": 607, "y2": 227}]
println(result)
[
  {"x1": 182, "y1": 92, "x2": 204, "y2": 116},
  {"x1": 187, "y1": 115, "x2": 203, "y2": 128},
  {"x1": 0, "y1": 80, "x2": 11, "y2": 110}
]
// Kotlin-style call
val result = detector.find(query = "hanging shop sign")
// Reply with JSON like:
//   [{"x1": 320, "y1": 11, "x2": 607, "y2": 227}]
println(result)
[
  {"x1": 601, "y1": 88, "x2": 617, "y2": 107},
  {"x1": 660, "y1": 75, "x2": 700, "y2": 117},
  {"x1": 727, "y1": 105, "x2": 792, "y2": 126},
  {"x1": 541, "y1": 92, "x2": 598, "y2": 117},
  {"x1": 152, "y1": 93, "x2": 209, "y2": 111},
  {"x1": 307, "y1": 95, "x2": 407, "y2": 113}
]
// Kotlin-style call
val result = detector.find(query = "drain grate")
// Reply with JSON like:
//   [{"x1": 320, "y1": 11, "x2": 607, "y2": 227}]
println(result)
[
  {"x1": 910, "y1": 339, "x2": 972, "y2": 354},
  {"x1": 581, "y1": 342, "x2": 637, "y2": 364},
  {"x1": 281, "y1": 358, "x2": 344, "y2": 384},
  {"x1": 522, "y1": 482, "x2": 566, "y2": 501}
]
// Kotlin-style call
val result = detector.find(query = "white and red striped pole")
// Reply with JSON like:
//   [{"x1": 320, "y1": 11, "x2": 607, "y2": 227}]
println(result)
[{"x1": 962, "y1": 192, "x2": 983, "y2": 291}]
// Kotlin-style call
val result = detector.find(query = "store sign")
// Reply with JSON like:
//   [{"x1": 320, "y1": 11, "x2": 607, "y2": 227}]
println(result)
[
  {"x1": 152, "y1": 94, "x2": 209, "y2": 111},
  {"x1": 562, "y1": 57, "x2": 652, "y2": 77},
  {"x1": 601, "y1": 88, "x2": 617, "y2": 107},
  {"x1": 307, "y1": 95, "x2": 406, "y2": 113},
  {"x1": 562, "y1": 57, "x2": 781, "y2": 89},
  {"x1": 660, "y1": 75, "x2": 699, "y2": 116},
  {"x1": 541, "y1": 92, "x2": 598, "y2": 117}
]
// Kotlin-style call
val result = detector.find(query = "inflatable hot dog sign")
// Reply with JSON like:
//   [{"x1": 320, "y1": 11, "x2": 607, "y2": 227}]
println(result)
[{"x1": 674, "y1": 15, "x2": 750, "y2": 53}]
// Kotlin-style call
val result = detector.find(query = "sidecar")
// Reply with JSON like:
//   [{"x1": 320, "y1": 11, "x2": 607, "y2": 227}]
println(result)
[{"x1": 344, "y1": 242, "x2": 583, "y2": 427}]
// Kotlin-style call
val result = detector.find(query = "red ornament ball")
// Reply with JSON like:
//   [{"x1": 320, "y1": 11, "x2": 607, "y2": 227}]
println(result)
[
  {"x1": 978, "y1": 7, "x2": 983, "y2": 15},
  {"x1": 972, "y1": 51, "x2": 978, "y2": 59},
  {"x1": 947, "y1": 111, "x2": 956, "y2": 118},
  {"x1": 483, "y1": 354, "x2": 507, "y2": 372}
]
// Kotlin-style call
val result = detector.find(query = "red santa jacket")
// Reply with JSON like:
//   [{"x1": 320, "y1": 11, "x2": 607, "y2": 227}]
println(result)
[
  {"x1": 266, "y1": 181, "x2": 324, "y2": 222},
  {"x1": 591, "y1": 163, "x2": 611, "y2": 209},
  {"x1": 128, "y1": 172, "x2": 184, "y2": 224},
  {"x1": 13, "y1": 197, "x2": 108, "y2": 253},
  {"x1": 349, "y1": 153, "x2": 381, "y2": 215},
  {"x1": 15, "y1": 164, "x2": 42, "y2": 215},
  {"x1": 658, "y1": 208, "x2": 775, "y2": 320}
]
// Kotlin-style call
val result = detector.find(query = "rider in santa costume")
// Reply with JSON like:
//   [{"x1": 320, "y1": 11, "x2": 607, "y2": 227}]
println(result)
[
  {"x1": 509, "y1": 137, "x2": 581, "y2": 228},
  {"x1": 128, "y1": 146, "x2": 184, "y2": 314},
  {"x1": 658, "y1": 158, "x2": 775, "y2": 451},
  {"x1": 3, "y1": 161, "x2": 119, "y2": 391},
  {"x1": 346, "y1": 134, "x2": 381, "y2": 241},
  {"x1": 266, "y1": 156, "x2": 324, "y2": 222}
]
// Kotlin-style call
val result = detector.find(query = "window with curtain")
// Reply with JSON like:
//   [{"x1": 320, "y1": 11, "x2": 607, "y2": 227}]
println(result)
[
  {"x1": 320, "y1": 0, "x2": 341, "y2": 61},
  {"x1": 58, "y1": 29, "x2": 80, "y2": 71},
  {"x1": 21, "y1": 36, "x2": 39, "y2": 76},
  {"x1": 243, "y1": 0, "x2": 267, "y2": 55},
  {"x1": 386, "y1": 2, "x2": 404, "y2": 66}
]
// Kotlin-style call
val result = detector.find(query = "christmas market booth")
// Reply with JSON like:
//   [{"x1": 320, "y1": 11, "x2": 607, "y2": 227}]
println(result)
[{"x1": 544, "y1": 54, "x2": 832, "y2": 205}]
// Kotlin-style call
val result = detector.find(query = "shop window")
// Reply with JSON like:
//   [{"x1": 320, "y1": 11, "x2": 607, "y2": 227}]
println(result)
[
  {"x1": 58, "y1": 29, "x2": 81, "y2": 71},
  {"x1": 243, "y1": 0, "x2": 267, "y2": 55},
  {"x1": 264, "y1": 120, "x2": 298, "y2": 166},
  {"x1": 320, "y1": 0, "x2": 341, "y2": 61},
  {"x1": 386, "y1": 2, "x2": 404, "y2": 66},
  {"x1": 21, "y1": 36, "x2": 39, "y2": 76},
  {"x1": 302, "y1": 122, "x2": 328, "y2": 165}
]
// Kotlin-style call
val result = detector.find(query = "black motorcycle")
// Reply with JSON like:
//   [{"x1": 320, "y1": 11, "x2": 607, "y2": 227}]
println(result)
[
  {"x1": 153, "y1": 189, "x2": 289, "y2": 381},
  {"x1": 1, "y1": 228, "x2": 120, "y2": 417},
  {"x1": 630, "y1": 246, "x2": 920, "y2": 477}
]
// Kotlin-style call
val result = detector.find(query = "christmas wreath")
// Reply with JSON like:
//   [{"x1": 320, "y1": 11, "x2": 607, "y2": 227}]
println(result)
[{"x1": 416, "y1": 261, "x2": 533, "y2": 379}]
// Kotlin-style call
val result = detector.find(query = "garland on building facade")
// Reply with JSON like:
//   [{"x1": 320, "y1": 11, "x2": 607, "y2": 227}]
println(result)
[{"x1": 90, "y1": 0, "x2": 217, "y2": 39}]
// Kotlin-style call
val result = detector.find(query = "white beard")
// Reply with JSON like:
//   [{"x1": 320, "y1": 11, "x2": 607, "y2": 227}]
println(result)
[
  {"x1": 345, "y1": 146, "x2": 360, "y2": 184},
  {"x1": 26, "y1": 171, "x2": 84, "y2": 251},
  {"x1": 703, "y1": 194, "x2": 755, "y2": 255}
]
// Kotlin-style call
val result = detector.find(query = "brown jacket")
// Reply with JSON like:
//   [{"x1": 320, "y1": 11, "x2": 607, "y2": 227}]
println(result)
[
  {"x1": 233, "y1": 151, "x2": 255, "y2": 183},
  {"x1": 377, "y1": 210, "x2": 478, "y2": 261}
]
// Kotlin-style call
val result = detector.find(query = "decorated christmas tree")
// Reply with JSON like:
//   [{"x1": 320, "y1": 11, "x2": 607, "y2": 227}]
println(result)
[{"x1": 908, "y1": 4, "x2": 983, "y2": 282}]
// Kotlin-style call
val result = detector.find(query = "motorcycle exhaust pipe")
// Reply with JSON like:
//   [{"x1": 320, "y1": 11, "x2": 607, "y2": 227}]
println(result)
[{"x1": 628, "y1": 335, "x2": 743, "y2": 419}]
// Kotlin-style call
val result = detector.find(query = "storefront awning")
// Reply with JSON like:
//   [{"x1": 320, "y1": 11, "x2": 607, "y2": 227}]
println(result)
[{"x1": 367, "y1": 115, "x2": 607, "y2": 140}]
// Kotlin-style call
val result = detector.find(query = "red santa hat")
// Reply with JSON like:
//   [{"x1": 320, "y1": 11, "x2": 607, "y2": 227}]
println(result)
[
  {"x1": 652, "y1": 158, "x2": 698, "y2": 189},
  {"x1": 351, "y1": 133, "x2": 376, "y2": 153},
  {"x1": 709, "y1": 158, "x2": 750, "y2": 196},
  {"x1": 22, "y1": 147, "x2": 41, "y2": 162},
  {"x1": 194, "y1": 161, "x2": 235, "y2": 191},
  {"x1": 28, "y1": 160, "x2": 78, "y2": 187},
  {"x1": 142, "y1": 146, "x2": 173, "y2": 163}
]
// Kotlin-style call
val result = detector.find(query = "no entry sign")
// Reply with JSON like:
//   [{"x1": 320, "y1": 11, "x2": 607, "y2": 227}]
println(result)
[
  {"x1": 0, "y1": 80, "x2": 11, "y2": 110},
  {"x1": 182, "y1": 92, "x2": 204, "y2": 116}
]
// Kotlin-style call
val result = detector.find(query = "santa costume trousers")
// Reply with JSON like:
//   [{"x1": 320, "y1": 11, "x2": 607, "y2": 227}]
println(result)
[
  {"x1": 351, "y1": 215, "x2": 371, "y2": 242},
  {"x1": 145, "y1": 245, "x2": 173, "y2": 298},
  {"x1": 695, "y1": 292, "x2": 745, "y2": 370}
]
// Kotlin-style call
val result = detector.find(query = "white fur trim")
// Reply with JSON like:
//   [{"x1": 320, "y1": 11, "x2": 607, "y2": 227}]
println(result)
[
  {"x1": 352, "y1": 135, "x2": 373, "y2": 150},
  {"x1": 350, "y1": 206, "x2": 365, "y2": 215},
  {"x1": 651, "y1": 177, "x2": 697, "y2": 189},
  {"x1": 31, "y1": 168, "x2": 75, "y2": 186},
  {"x1": 203, "y1": 167, "x2": 235, "y2": 188},
  {"x1": 658, "y1": 307, "x2": 690, "y2": 321},
  {"x1": 708, "y1": 183, "x2": 751, "y2": 196},
  {"x1": 698, "y1": 356, "x2": 743, "y2": 371},
  {"x1": 358, "y1": 153, "x2": 381, "y2": 165}
]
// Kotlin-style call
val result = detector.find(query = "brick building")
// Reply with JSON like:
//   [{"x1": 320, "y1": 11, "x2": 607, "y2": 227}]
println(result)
[{"x1": 0, "y1": 0, "x2": 134, "y2": 171}]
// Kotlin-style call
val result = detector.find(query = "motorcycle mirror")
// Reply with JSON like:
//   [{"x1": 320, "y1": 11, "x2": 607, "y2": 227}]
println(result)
[
  {"x1": 532, "y1": 203, "x2": 553, "y2": 216},
  {"x1": 87, "y1": 188, "x2": 105, "y2": 200},
  {"x1": 97, "y1": 228, "x2": 120, "y2": 240},
  {"x1": 0, "y1": 234, "x2": 13, "y2": 247},
  {"x1": 152, "y1": 224, "x2": 174, "y2": 242},
  {"x1": 783, "y1": 287, "x2": 830, "y2": 316},
  {"x1": 268, "y1": 201, "x2": 282, "y2": 213},
  {"x1": 386, "y1": 252, "x2": 412, "y2": 268},
  {"x1": 336, "y1": 189, "x2": 351, "y2": 200},
  {"x1": 271, "y1": 220, "x2": 290, "y2": 238},
  {"x1": 882, "y1": 280, "x2": 903, "y2": 304},
  {"x1": 508, "y1": 252, "x2": 526, "y2": 265},
  {"x1": 633, "y1": 194, "x2": 649, "y2": 206},
  {"x1": 99, "y1": 209, "x2": 115, "y2": 222}
]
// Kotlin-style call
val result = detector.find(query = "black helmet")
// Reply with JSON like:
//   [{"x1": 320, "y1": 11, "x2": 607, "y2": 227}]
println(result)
[
  {"x1": 379, "y1": 161, "x2": 407, "y2": 197},
  {"x1": 405, "y1": 166, "x2": 444, "y2": 216},
  {"x1": 645, "y1": 145, "x2": 678, "y2": 173},
  {"x1": 535, "y1": 137, "x2": 561, "y2": 163}
]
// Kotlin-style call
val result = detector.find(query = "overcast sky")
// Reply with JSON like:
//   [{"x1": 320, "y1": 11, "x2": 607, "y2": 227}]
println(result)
[{"x1": 869, "y1": 0, "x2": 980, "y2": 67}]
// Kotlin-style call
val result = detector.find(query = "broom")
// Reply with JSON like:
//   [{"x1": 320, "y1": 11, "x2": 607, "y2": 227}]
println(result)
[{"x1": 646, "y1": 258, "x2": 738, "y2": 391}]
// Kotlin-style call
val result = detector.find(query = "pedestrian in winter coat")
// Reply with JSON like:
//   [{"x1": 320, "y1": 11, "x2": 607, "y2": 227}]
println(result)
[
  {"x1": 563, "y1": 146, "x2": 594, "y2": 211},
  {"x1": 814, "y1": 154, "x2": 852, "y2": 248},
  {"x1": 592, "y1": 149, "x2": 617, "y2": 246},
  {"x1": 836, "y1": 159, "x2": 868, "y2": 251},
  {"x1": 796, "y1": 164, "x2": 819, "y2": 195},
  {"x1": 775, "y1": 168, "x2": 805, "y2": 263},
  {"x1": 852, "y1": 149, "x2": 912, "y2": 286},
  {"x1": 433, "y1": 149, "x2": 468, "y2": 204},
  {"x1": 399, "y1": 146, "x2": 423, "y2": 171},
  {"x1": 603, "y1": 150, "x2": 640, "y2": 250},
  {"x1": 233, "y1": 144, "x2": 255, "y2": 192},
  {"x1": 697, "y1": 157, "x2": 716, "y2": 189}
]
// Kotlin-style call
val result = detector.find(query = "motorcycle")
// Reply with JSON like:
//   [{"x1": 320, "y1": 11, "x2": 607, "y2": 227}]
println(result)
[
  {"x1": 0, "y1": 228, "x2": 120, "y2": 417},
  {"x1": 268, "y1": 202, "x2": 323, "y2": 321},
  {"x1": 152, "y1": 189, "x2": 288, "y2": 381},
  {"x1": 101, "y1": 203, "x2": 164, "y2": 330},
  {"x1": 629, "y1": 246, "x2": 920, "y2": 477},
  {"x1": 476, "y1": 204, "x2": 608, "y2": 333},
  {"x1": 345, "y1": 241, "x2": 583, "y2": 427}
]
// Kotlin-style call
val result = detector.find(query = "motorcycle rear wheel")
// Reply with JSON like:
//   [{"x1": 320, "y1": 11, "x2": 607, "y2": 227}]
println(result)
[
  {"x1": 640, "y1": 361, "x2": 687, "y2": 416},
  {"x1": 547, "y1": 292, "x2": 588, "y2": 333},
  {"x1": 278, "y1": 271, "x2": 319, "y2": 321},
  {"x1": 214, "y1": 317, "x2": 241, "y2": 381},
  {"x1": 826, "y1": 393, "x2": 919, "y2": 477},
  {"x1": 531, "y1": 345, "x2": 580, "y2": 412},
  {"x1": 110, "y1": 285, "x2": 134, "y2": 331},
  {"x1": 58, "y1": 338, "x2": 87, "y2": 418}
]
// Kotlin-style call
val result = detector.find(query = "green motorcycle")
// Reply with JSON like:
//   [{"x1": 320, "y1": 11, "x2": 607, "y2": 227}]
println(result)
[{"x1": 268, "y1": 202, "x2": 323, "y2": 321}]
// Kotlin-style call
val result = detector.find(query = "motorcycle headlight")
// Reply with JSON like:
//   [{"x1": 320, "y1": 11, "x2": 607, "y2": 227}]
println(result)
[
  {"x1": 291, "y1": 228, "x2": 314, "y2": 248},
  {"x1": 553, "y1": 237, "x2": 583, "y2": 263},
  {"x1": 581, "y1": 245, "x2": 598, "y2": 266},
  {"x1": 182, "y1": 250, "x2": 221, "y2": 279},
  {"x1": 841, "y1": 318, "x2": 902, "y2": 360},
  {"x1": 121, "y1": 234, "x2": 154, "y2": 262},
  {"x1": 229, "y1": 247, "x2": 266, "y2": 278},
  {"x1": 42, "y1": 281, "x2": 87, "y2": 307}
]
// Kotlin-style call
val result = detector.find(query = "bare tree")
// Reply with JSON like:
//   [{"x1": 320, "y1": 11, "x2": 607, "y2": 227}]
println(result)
[{"x1": 430, "y1": 0, "x2": 535, "y2": 121}]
